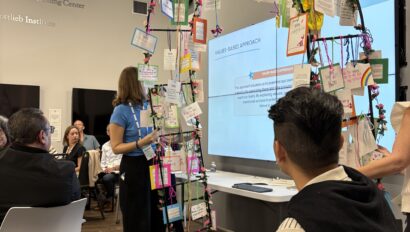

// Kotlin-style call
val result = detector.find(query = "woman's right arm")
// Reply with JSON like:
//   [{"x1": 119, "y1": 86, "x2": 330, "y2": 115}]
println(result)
[
  {"x1": 358, "y1": 108, "x2": 410, "y2": 178},
  {"x1": 110, "y1": 123, "x2": 159, "y2": 155}
]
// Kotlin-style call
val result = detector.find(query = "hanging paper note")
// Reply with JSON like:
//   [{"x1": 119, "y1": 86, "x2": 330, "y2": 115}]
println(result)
[
  {"x1": 292, "y1": 64, "x2": 311, "y2": 89},
  {"x1": 187, "y1": 155, "x2": 200, "y2": 175},
  {"x1": 342, "y1": 62, "x2": 361, "y2": 90},
  {"x1": 337, "y1": 0, "x2": 357, "y2": 26},
  {"x1": 181, "y1": 102, "x2": 202, "y2": 121},
  {"x1": 280, "y1": 0, "x2": 293, "y2": 27},
  {"x1": 315, "y1": 0, "x2": 336, "y2": 17},
  {"x1": 180, "y1": 53, "x2": 192, "y2": 73},
  {"x1": 165, "y1": 104, "x2": 180, "y2": 128},
  {"x1": 189, "y1": 37, "x2": 207, "y2": 52},
  {"x1": 319, "y1": 63, "x2": 344, "y2": 92},
  {"x1": 204, "y1": 0, "x2": 221, "y2": 11},
  {"x1": 164, "y1": 49, "x2": 177, "y2": 71},
  {"x1": 369, "y1": 58, "x2": 389, "y2": 84},
  {"x1": 193, "y1": 79, "x2": 204, "y2": 103},
  {"x1": 351, "y1": 87, "x2": 364, "y2": 96},
  {"x1": 162, "y1": 150, "x2": 182, "y2": 172},
  {"x1": 171, "y1": 0, "x2": 188, "y2": 25},
  {"x1": 191, "y1": 202, "x2": 207, "y2": 220},
  {"x1": 190, "y1": 49, "x2": 201, "y2": 71},
  {"x1": 131, "y1": 28, "x2": 158, "y2": 54},
  {"x1": 140, "y1": 109, "x2": 153, "y2": 127},
  {"x1": 166, "y1": 80, "x2": 182, "y2": 104},
  {"x1": 211, "y1": 210, "x2": 217, "y2": 231},
  {"x1": 149, "y1": 164, "x2": 171, "y2": 190},
  {"x1": 335, "y1": 89, "x2": 354, "y2": 115},
  {"x1": 287, "y1": 14, "x2": 308, "y2": 56},
  {"x1": 357, "y1": 118, "x2": 377, "y2": 158},
  {"x1": 143, "y1": 145, "x2": 156, "y2": 161},
  {"x1": 161, "y1": 0, "x2": 173, "y2": 19},
  {"x1": 193, "y1": 18, "x2": 207, "y2": 44},
  {"x1": 359, "y1": 50, "x2": 382, "y2": 60},
  {"x1": 137, "y1": 64, "x2": 158, "y2": 82},
  {"x1": 357, "y1": 63, "x2": 375, "y2": 87},
  {"x1": 163, "y1": 203, "x2": 183, "y2": 224}
]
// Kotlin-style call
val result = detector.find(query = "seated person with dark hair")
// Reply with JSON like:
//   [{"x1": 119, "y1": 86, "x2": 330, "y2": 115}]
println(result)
[
  {"x1": 269, "y1": 87, "x2": 399, "y2": 232},
  {"x1": 0, "y1": 108, "x2": 80, "y2": 223}
]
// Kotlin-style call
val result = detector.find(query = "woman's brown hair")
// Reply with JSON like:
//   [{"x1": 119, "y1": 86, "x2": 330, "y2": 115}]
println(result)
[
  {"x1": 112, "y1": 66, "x2": 146, "y2": 106},
  {"x1": 63, "y1": 125, "x2": 79, "y2": 146}
]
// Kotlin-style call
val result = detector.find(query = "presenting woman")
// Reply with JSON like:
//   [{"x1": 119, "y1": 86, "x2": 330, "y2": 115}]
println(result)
[
  {"x1": 63, "y1": 125, "x2": 86, "y2": 173},
  {"x1": 109, "y1": 66, "x2": 161, "y2": 232}
]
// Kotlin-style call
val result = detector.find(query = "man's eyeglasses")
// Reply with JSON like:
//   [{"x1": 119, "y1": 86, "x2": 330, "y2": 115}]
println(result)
[{"x1": 46, "y1": 126, "x2": 55, "y2": 134}]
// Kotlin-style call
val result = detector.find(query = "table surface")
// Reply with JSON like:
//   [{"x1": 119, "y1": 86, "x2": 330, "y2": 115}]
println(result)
[{"x1": 176, "y1": 170, "x2": 298, "y2": 203}]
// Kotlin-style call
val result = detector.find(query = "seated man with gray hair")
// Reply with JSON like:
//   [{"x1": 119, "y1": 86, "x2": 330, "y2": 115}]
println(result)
[{"x1": 0, "y1": 108, "x2": 80, "y2": 223}]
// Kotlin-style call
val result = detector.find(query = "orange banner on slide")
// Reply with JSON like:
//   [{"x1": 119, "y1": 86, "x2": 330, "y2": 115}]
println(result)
[{"x1": 252, "y1": 65, "x2": 294, "y2": 79}]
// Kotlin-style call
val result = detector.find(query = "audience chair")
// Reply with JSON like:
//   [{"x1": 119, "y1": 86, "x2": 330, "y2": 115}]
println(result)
[
  {"x1": 78, "y1": 151, "x2": 105, "y2": 219},
  {"x1": 0, "y1": 198, "x2": 87, "y2": 232}
]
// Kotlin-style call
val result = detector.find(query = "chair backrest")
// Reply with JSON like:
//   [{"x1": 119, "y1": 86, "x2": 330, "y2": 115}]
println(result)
[{"x1": 0, "y1": 198, "x2": 87, "y2": 232}]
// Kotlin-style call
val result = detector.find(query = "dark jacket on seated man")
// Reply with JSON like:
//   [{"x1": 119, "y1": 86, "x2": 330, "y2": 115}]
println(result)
[{"x1": 0, "y1": 143, "x2": 81, "y2": 223}]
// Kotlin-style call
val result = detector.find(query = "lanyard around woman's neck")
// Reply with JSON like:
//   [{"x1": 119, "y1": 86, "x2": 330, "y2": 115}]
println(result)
[{"x1": 129, "y1": 102, "x2": 144, "y2": 140}]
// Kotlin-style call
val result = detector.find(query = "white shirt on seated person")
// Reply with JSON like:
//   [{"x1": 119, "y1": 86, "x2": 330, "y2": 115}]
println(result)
[{"x1": 101, "y1": 141, "x2": 122, "y2": 172}]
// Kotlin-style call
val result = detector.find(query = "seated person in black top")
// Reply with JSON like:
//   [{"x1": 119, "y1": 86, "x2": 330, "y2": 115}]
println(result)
[
  {"x1": 63, "y1": 125, "x2": 86, "y2": 173},
  {"x1": 0, "y1": 108, "x2": 80, "y2": 224},
  {"x1": 269, "y1": 87, "x2": 399, "y2": 232}
]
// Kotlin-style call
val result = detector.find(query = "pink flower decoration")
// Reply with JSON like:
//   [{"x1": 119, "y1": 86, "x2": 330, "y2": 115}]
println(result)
[
  {"x1": 379, "y1": 114, "x2": 385, "y2": 120},
  {"x1": 376, "y1": 103, "x2": 384, "y2": 109}
]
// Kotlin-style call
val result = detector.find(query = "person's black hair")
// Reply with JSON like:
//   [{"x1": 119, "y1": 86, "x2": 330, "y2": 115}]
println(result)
[
  {"x1": 268, "y1": 87, "x2": 344, "y2": 170},
  {"x1": 8, "y1": 108, "x2": 49, "y2": 144}
]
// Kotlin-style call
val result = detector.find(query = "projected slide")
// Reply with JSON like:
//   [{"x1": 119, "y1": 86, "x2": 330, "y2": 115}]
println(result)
[{"x1": 208, "y1": 0, "x2": 396, "y2": 161}]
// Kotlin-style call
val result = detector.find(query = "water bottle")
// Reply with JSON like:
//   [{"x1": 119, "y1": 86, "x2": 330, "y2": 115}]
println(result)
[{"x1": 210, "y1": 161, "x2": 216, "y2": 172}]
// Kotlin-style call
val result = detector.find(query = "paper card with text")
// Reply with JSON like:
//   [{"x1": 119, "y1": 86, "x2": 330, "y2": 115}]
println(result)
[
  {"x1": 335, "y1": 89, "x2": 354, "y2": 115},
  {"x1": 149, "y1": 164, "x2": 171, "y2": 190},
  {"x1": 164, "y1": 49, "x2": 177, "y2": 70},
  {"x1": 161, "y1": 0, "x2": 174, "y2": 19},
  {"x1": 292, "y1": 64, "x2": 311, "y2": 89},
  {"x1": 359, "y1": 50, "x2": 382, "y2": 60},
  {"x1": 351, "y1": 87, "x2": 364, "y2": 96},
  {"x1": 315, "y1": 0, "x2": 336, "y2": 17},
  {"x1": 204, "y1": 0, "x2": 221, "y2": 11},
  {"x1": 187, "y1": 155, "x2": 200, "y2": 175},
  {"x1": 180, "y1": 53, "x2": 192, "y2": 73},
  {"x1": 319, "y1": 64, "x2": 344, "y2": 92},
  {"x1": 193, "y1": 79, "x2": 204, "y2": 103},
  {"x1": 211, "y1": 210, "x2": 217, "y2": 231},
  {"x1": 193, "y1": 18, "x2": 207, "y2": 44},
  {"x1": 357, "y1": 118, "x2": 378, "y2": 158},
  {"x1": 191, "y1": 202, "x2": 207, "y2": 220},
  {"x1": 357, "y1": 63, "x2": 375, "y2": 87},
  {"x1": 190, "y1": 49, "x2": 201, "y2": 71},
  {"x1": 337, "y1": 0, "x2": 357, "y2": 26},
  {"x1": 140, "y1": 109, "x2": 153, "y2": 127},
  {"x1": 189, "y1": 37, "x2": 207, "y2": 52},
  {"x1": 369, "y1": 58, "x2": 388, "y2": 84},
  {"x1": 143, "y1": 145, "x2": 156, "y2": 161},
  {"x1": 163, "y1": 203, "x2": 183, "y2": 224},
  {"x1": 162, "y1": 150, "x2": 182, "y2": 172},
  {"x1": 131, "y1": 28, "x2": 158, "y2": 54},
  {"x1": 165, "y1": 104, "x2": 180, "y2": 128},
  {"x1": 137, "y1": 64, "x2": 158, "y2": 82},
  {"x1": 181, "y1": 102, "x2": 202, "y2": 121},
  {"x1": 342, "y1": 62, "x2": 361, "y2": 90},
  {"x1": 165, "y1": 80, "x2": 182, "y2": 104},
  {"x1": 287, "y1": 14, "x2": 308, "y2": 56},
  {"x1": 171, "y1": 0, "x2": 188, "y2": 25}
]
